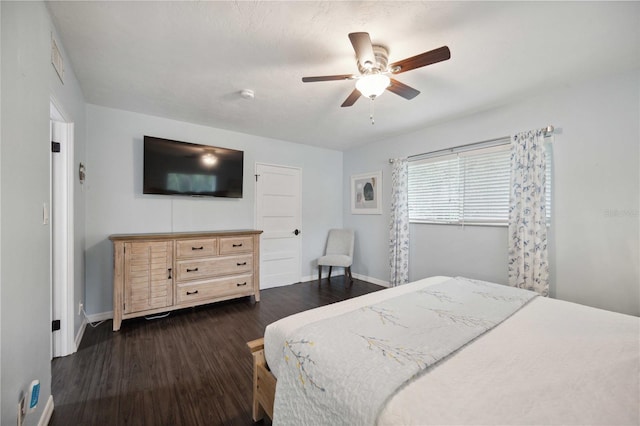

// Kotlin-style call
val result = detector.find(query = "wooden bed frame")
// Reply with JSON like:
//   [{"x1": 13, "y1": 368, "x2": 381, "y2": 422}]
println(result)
[{"x1": 247, "y1": 338, "x2": 276, "y2": 422}]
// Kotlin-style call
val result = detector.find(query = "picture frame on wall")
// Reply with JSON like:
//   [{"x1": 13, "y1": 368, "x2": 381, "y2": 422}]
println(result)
[{"x1": 351, "y1": 171, "x2": 382, "y2": 214}]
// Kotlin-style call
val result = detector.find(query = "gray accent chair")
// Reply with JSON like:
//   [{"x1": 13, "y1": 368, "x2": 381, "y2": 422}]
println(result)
[{"x1": 317, "y1": 229, "x2": 355, "y2": 283}]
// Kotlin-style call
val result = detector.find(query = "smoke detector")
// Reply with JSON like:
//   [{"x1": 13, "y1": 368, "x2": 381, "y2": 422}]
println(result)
[{"x1": 239, "y1": 89, "x2": 255, "y2": 100}]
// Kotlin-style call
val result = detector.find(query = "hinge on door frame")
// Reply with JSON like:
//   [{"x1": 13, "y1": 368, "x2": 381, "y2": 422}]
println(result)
[
  {"x1": 51, "y1": 141, "x2": 61, "y2": 153},
  {"x1": 255, "y1": 174, "x2": 260, "y2": 182},
  {"x1": 52, "y1": 319, "x2": 61, "y2": 332}
]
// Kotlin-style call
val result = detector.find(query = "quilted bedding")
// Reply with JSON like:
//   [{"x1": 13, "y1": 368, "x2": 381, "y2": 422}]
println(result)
[{"x1": 265, "y1": 276, "x2": 640, "y2": 425}]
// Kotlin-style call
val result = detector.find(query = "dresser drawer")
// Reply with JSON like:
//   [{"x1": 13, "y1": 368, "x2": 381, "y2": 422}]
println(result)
[
  {"x1": 176, "y1": 254, "x2": 253, "y2": 281},
  {"x1": 219, "y1": 236, "x2": 253, "y2": 255},
  {"x1": 176, "y1": 238, "x2": 218, "y2": 259},
  {"x1": 176, "y1": 274, "x2": 254, "y2": 304}
]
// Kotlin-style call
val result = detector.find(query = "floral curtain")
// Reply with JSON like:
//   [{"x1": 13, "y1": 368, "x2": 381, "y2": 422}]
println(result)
[
  {"x1": 508, "y1": 129, "x2": 549, "y2": 296},
  {"x1": 389, "y1": 158, "x2": 410, "y2": 287}
]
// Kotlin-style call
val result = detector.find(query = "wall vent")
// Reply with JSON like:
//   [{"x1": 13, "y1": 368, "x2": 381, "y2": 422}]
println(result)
[{"x1": 51, "y1": 34, "x2": 64, "y2": 83}]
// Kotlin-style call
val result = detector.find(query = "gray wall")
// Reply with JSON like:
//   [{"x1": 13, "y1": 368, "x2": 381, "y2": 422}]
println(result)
[
  {"x1": 84, "y1": 105, "x2": 343, "y2": 315},
  {"x1": 344, "y1": 69, "x2": 639, "y2": 316},
  {"x1": 1, "y1": 3, "x2": 52, "y2": 424},
  {"x1": 1, "y1": 2, "x2": 87, "y2": 424}
]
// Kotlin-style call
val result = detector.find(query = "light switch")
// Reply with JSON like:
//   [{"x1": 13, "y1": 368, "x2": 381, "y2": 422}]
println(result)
[{"x1": 43, "y1": 202, "x2": 49, "y2": 225}]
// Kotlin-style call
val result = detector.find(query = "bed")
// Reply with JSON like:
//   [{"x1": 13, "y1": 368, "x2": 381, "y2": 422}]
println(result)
[{"x1": 248, "y1": 276, "x2": 639, "y2": 425}]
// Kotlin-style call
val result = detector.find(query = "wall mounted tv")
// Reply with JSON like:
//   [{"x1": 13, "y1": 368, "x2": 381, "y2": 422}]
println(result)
[{"x1": 143, "y1": 136, "x2": 243, "y2": 198}]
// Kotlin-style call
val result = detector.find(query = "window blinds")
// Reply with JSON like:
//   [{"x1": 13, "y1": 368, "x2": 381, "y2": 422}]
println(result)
[{"x1": 408, "y1": 143, "x2": 551, "y2": 225}]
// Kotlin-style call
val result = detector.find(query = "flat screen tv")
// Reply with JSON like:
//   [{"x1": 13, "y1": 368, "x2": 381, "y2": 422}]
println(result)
[{"x1": 143, "y1": 136, "x2": 243, "y2": 198}]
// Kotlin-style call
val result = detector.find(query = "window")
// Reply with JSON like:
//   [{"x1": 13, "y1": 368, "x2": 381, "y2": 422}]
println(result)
[{"x1": 408, "y1": 142, "x2": 551, "y2": 225}]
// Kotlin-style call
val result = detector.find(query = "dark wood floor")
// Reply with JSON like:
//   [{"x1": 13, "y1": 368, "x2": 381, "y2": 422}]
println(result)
[{"x1": 51, "y1": 278, "x2": 383, "y2": 426}]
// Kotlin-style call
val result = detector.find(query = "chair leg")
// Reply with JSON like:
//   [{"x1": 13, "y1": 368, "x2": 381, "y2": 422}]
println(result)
[
  {"x1": 348, "y1": 266, "x2": 353, "y2": 283},
  {"x1": 328, "y1": 266, "x2": 332, "y2": 279},
  {"x1": 318, "y1": 266, "x2": 322, "y2": 283}
]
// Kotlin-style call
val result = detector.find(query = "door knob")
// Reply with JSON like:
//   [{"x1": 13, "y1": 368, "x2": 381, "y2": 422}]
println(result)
[{"x1": 294, "y1": 229, "x2": 300, "y2": 235}]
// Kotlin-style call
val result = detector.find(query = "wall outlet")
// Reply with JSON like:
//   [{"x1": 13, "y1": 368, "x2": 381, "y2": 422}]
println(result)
[{"x1": 78, "y1": 302, "x2": 83, "y2": 316}]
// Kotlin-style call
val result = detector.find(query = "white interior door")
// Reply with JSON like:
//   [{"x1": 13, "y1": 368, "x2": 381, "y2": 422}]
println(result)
[{"x1": 255, "y1": 163, "x2": 302, "y2": 288}]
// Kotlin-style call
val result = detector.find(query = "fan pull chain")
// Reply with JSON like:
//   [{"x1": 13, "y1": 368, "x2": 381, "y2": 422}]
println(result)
[{"x1": 369, "y1": 98, "x2": 375, "y2": 125}]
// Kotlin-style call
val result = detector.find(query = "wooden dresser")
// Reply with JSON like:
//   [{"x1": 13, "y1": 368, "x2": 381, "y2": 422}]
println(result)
[{"x1": 109, "y1": 230, "x2": 262, "y2": 331}]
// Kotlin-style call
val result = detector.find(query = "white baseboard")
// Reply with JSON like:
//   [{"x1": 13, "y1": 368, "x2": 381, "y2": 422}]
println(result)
[
  {"x1": 38, "y1": 395, "x2": 54, "y2": 426},
  {"x1": 74, "y1": 317, "x2": 87, "y2": 350},
  {"x1": 301, "y1": 270, "x2": 354, "y2": 283},
  {"x1": 301, "y1": 271, "x2": 389, "y2": 287},
  {"x1": 86, "y1": 310, "x2": 113, "y2": 322},
  {"x1": 300, "y1": 271, "x2": 341, "y2": 283},
  {"x1": 300, "y1": 274, "x2": 316, "y2": 283},
  {"x1": 352, "y1": 273, "x2": 389, "y2": 287}
]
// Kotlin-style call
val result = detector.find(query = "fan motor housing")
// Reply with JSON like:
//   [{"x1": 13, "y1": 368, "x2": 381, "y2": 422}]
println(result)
[{"x1": 358, "y1": 45, "x2": 389, "y2": 74}]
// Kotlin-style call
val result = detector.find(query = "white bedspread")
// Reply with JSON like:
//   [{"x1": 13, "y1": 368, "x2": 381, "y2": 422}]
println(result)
[
  {"x1": 271, "y1": 277, "x2": 537, "y2": 425},
  {"x1": 264, "y1": 276, "x2": 640, "y2": 425}
]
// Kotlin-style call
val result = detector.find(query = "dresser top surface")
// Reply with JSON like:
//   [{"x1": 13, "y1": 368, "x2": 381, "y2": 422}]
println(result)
[{"x1": 109, "y1": 229, "x2": 263, "y2": 242}]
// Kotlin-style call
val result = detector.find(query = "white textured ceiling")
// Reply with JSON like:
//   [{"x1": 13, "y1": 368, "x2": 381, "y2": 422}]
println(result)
[{"x1": 47, "y1": 1, "x2": 640, "y2": 151}]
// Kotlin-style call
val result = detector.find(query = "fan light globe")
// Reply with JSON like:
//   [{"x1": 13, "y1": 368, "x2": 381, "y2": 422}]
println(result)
[
  {"x1": 356, "y1": 74, "x2": 390, "y2": 99},
  {"x1": 201, "y1": 153, "x2": 217, "y2": 167}
]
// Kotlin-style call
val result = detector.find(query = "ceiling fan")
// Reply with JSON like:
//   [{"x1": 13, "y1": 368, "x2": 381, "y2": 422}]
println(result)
[{"x1": 302, "y1": 32, "x2": 451, "y2": 108}]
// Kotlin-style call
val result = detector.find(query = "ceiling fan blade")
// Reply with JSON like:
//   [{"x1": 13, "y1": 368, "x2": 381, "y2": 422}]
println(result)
[
  {"x1": 348, "y1": 32, "x2": 376, "y2": 69},
  {"x1": 302, "y1": 74, "x2": 355, "y2": 83},
  {"x1": 341, "y1": 89, "x2": 361, "y2": 107},
  {"x1": 387, "y1": 78, "x2": 420, "y2": 100},
  {"x1": 390, "y1": 46, "x2": 451, "y2": 74}
]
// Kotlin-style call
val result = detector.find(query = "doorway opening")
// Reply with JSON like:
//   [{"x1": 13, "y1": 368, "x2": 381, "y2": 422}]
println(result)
[{"x1": 50, "y1": 98, "x2": 76, "y2": 358}]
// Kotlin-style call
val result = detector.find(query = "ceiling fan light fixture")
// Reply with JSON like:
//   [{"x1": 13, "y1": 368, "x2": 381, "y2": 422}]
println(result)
[
  {"x1": 356, "y1": 73, "x2": 390, "y2": 99},
  {"x1": 201, "y1": 153, "x2": 218, "y2": 167}
]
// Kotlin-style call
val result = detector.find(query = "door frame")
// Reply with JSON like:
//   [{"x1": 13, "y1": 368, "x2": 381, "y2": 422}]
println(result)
[
  {"x1": 254, "y1": 162, "x2": 303, "y2": 287},
  {"x1": 50, "y1": 97, "x2": 76, "y2": 357}
]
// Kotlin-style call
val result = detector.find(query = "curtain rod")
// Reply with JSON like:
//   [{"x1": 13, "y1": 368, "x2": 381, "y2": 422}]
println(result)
[{"x1": 389, "y1": 125, "x2": 555, "y2": 164}]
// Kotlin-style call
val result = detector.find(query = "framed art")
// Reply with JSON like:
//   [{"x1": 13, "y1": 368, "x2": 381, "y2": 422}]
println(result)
[{"x1": 351, "y1": 171, "x2": 382, "y2": 214}]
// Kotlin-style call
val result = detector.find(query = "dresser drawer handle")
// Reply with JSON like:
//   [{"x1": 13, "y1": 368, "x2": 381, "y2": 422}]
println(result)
[
  {"x1": 186, "y1": 290, "x2": 199, "y2": 295},
  {"x1": 191, "y1": 246, "x2": 204, "y2": 251},
  {"x1": 186, "y1": 267, "x2": 199, "y2": 272},
  {"x1": 236, "y1": 262, "x2": 247, "y2": 266},
  {"x1": 232, "y1": 243, "x2": 243, "y2": 247},
  {"x1": 236, "y1": 282, "x2": 247, "y2": 287},
  {"x1": 168, "y1": 268, "x2": 172, "y2": 279}
]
